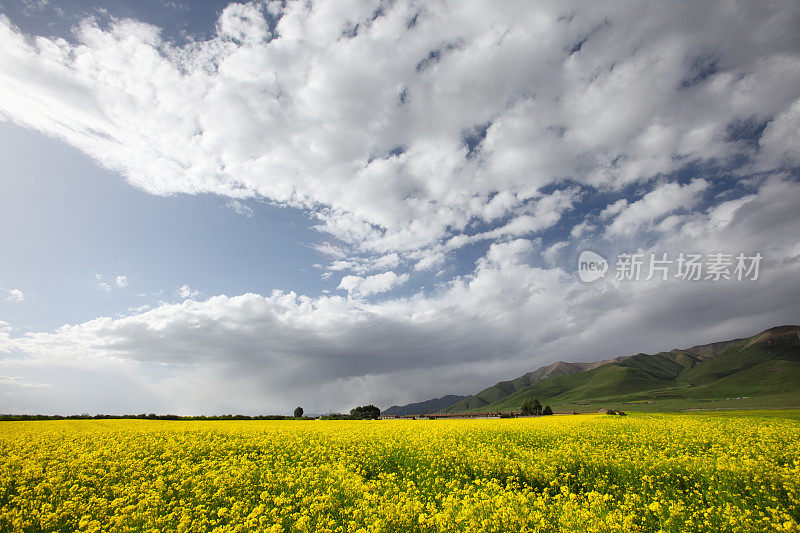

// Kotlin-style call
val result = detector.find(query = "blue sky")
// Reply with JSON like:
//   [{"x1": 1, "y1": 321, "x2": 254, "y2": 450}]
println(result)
[
  {"x1": 0, "y1": 120, "x2": 331, "y2": 331},
  {"x1": 1, "y1": 0, "x2": 799, "y2": 415},
  {"x1": 1, "y1": 0, "x2": 235, "y2": 43}
]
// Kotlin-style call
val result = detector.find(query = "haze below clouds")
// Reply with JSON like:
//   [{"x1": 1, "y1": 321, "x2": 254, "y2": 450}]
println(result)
[{"x1": 1, "y1": 0, "x2": 799, "y2": 415}]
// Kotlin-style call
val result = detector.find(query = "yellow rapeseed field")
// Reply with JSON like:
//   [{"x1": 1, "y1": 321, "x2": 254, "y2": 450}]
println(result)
[{"x1": 1, "y1": 412, "x2": 798, "y2": 532}]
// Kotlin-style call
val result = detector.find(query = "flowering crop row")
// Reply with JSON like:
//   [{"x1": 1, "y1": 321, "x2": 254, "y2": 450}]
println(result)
[{"x1": 1, "y1": 412, "x2": 798, "y2": 532}]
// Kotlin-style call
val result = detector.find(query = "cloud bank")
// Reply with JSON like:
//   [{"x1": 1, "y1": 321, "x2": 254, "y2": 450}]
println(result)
[
  {"x1": 1, "y1": 0, "x2": 798, "y2": 257},
  {"x1": 3, "y1": 175, "x2": 800, "y2": 413}
]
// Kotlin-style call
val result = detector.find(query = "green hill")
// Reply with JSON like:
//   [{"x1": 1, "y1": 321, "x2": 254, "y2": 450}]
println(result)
[
  {"x1": 441, "y1": 359, "x2": 621, "y2": 413},
  {"x1": 440, "y1": 325, "x2": 800, "y2": 413},
  {"x1": 382, "y1": 395, "x2": 467, "y2": 416},
  {"x1": 693, "y1": 359, "x2": 800, "y2": 397}
]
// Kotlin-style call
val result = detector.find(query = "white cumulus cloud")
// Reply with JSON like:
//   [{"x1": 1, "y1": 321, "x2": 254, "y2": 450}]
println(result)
[
  {"x1": 177, "y1": 284, "x2": 200, "y2": 299},
  {"x1": 0, "y1": 1, "x2": 797, "y2": 261},
  {"x1": 605, "y1": 179, "x2": 709, "y2": 237},
  {"x1": 338, "y1": 271, "x2": 409, "y2": 298},
  {"x1": 4, "y1": 288, "x2": 25, "y2": 302}
]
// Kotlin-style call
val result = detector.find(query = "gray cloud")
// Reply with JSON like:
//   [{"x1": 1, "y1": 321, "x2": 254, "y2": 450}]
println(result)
[{"x1": 3, "y1": 176, "x2": 799, "y2": 414}]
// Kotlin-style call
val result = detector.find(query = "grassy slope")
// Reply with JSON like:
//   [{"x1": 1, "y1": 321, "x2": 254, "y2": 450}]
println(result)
[
  {"x1": 383, "y1": 395, "x2": 468, "y2": 416},
  {"x1": 679, "y1": 339, "x2": 800, "y2": 386},
  {"x1": 442, "y1": 360, "x2": 623, "y2": 413},
  {"x1": 487, "y1": 364, "x2": 683, "y2": 411},
  {"x1": 445, "y1": 326, "x2": 800, "y2": 413},
  {"x1": 443, "y1": 367, "x2": 564, "y2": 412},
  {"x1": 691, "y1": 360, "x2": 800, "y2": 396}
]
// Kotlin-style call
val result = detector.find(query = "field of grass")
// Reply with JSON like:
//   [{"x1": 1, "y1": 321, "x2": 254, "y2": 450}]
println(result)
[
  {"x1": 551, "y1": 392, "x2": 800, "y2": 414},
  {"x1": 1, "y1": 412, "x2": 799, "y2": 532}
]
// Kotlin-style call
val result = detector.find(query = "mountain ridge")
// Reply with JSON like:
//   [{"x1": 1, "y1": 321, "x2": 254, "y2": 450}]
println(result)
[
  {"x1": 391, "y1": 325, "x2": 800, "y2": 415},
  {"x1": 466, "y1": 324, "x2": 800, "y2": 412},
  {"x1": 382, "y1": 394, "x2": 467, "y2": 416},
  {"x1": 440, "y1": 357, "x2": 626, "y2": 413}
]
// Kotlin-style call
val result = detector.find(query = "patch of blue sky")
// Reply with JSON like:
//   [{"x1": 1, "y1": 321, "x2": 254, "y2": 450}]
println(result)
[
  {"x1": 0, "y1": 121, "x2": 333, "y2": 330},
  {"x1": 2, "y1": 0, "x2": 258, "y2": 44}
]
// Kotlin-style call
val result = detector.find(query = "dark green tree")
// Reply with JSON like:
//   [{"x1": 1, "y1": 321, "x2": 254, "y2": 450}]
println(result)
[
  {"x1": 294, "y1": 406, "x2": 304, "y2": 418},
  {"x1": 521, "y1": 398, "x2": 533, "y2": 415},
  {"x1": 350, "y1": 405, "x2": 381, "y2": 419},
  {"x1": 532, "y1": 399, "x2": 542, "y2": 415},
  {"x1": 542, "y1": 405, "x2": 553, "y2": 416},
  {"x1": 521, "y1": 398, "x2": 543, "y2": 416}
]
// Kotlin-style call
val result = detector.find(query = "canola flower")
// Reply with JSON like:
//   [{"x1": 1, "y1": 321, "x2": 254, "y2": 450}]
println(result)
[{"x1": 0, "y1": 412, "x2": 798, "y2": 532}]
